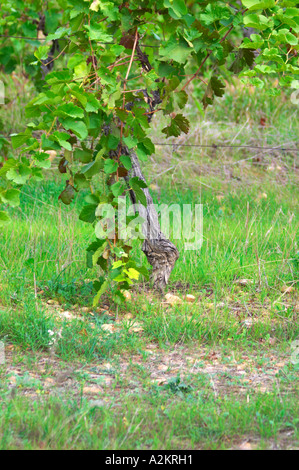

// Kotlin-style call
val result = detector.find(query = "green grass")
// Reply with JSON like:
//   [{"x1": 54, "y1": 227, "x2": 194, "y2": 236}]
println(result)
[
  {"x1": 0, "y1": 74, "x2": 298, "y2": 449},
  {"x1": 1, "y1": 178, "x2": 298, "y2": 302},
  {"x1": 0, "y1": 371, "x2": 298, "y2": 449},
  {"x1": 0, "y1": 178, "x2": 298, "y2": 358}
]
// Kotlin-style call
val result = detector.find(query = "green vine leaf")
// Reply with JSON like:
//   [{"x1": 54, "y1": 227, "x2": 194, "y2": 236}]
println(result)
[
  {"x1": 241, "y1": 0, "x2": 275, "y2": 11},
  {"x1": 0, "y1": 189, "x2": 20, "y2": 207},
  {"x1": 79, "y1": 204, "x2": 98, "y2": 224},
  {"x1": 162, "y1": 113, "x2": 190, "y2": 137},
  {"x1": 0, "y1": 211, "x2": 10, "y2": 226},
  {"x1": 104, "y1": 159, "x2": 118, "y2": 174}
]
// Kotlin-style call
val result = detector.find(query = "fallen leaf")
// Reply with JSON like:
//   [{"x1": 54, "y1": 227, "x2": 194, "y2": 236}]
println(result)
[
  {"x1": 281, "y1": 286, "x2": 294, "y2": 294},
  {"x1": 38, "y1": 441, "x2": 47, "y2": 449},
  {"x1": 260, "y1": 117, "x2": 266, "y2": 127},
  {"x1": 122, "y1": 416, "x2": 129, "y2": 427}
]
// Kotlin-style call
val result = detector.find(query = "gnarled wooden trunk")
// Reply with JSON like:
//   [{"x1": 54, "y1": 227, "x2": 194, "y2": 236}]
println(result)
[{"x1": 126, "y1": 150, "x2": 179, "y2": 290}]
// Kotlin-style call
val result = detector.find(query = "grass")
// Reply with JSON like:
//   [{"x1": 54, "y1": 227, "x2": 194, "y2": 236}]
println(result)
[
  {"x1": 1, "y1": 380, "x2": 298, "y2": 450},
  {"x1": 0, "y1": 72, "x2": 298, "y2": 449}
]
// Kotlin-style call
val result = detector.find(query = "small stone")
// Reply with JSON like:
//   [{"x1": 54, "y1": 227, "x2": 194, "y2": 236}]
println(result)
[
  {"x1": 59, "y1": 310, "x2": 77, "y2": 320},
  {"x1": 130, "y1": 323, "x2": 144, "y2": 333},
  {"x1": 234, "y1": 279, "x2": 254, "y2": 286},
  {"x1": 184, "y1": 294, "x2": 196, "y2": 303},
  {"x1": 83, "y1": 386, "x2": 102, "y2": 395},
  {"x1": 44, "y1": 378, "x2": 55, "y2": 385},
  {"x1": 242, "y1": 318, "x2": 253, "y2": 328},
  {"x1": 149, "y1": 183, "x2": 160, "y2": 191},
  {"x1": 123, "y1": 313, "x2": 134, "y2": 320},
  {"x1": 101, "y1": 324, "x2": 115, "y2": 334},
  {"x1": 257, "y1": 192, "x2": 268, "y2": 200},
  {"x1": 239, "y1": 441, "x2": 252, "y2": 450},
  {"x1": 165, "y1": 293, "x2": 182, "y2": 305},
  {"x1": 122, "y1": 290, "x2": 132, "y2": 301},
  {"x1": 216, "y1": 302, "x2": 225, "y2": 308},
  {"x1": 206, "y1": 302, "x2": 214, "y2": 309},
  {"x1": 88, "y1": 399, "x2": 106, "y2": 407}
]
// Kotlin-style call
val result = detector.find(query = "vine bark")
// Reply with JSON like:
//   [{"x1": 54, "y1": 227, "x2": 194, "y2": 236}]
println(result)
[{"x1": 125, "y1": 149, "x2": 179, "y2": 290}]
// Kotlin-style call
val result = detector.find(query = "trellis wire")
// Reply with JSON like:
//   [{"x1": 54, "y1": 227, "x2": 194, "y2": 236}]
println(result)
[
  {"x1": 0, "y1": 35, "x2": 159, "y2": 48},
  {"x1": 0, "y1": 134, "x2": 298, "y2": 153},
  {"x1": 153, "y1": 143, "x2": 298, "y2": 152}
]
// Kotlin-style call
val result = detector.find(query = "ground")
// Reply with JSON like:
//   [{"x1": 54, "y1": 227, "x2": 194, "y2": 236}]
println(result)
[{"x1": 0, "y1": 72, "x2": 298, "y2": 449}]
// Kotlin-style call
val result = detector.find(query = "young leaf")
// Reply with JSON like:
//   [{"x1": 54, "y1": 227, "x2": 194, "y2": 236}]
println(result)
[
  {"x1": 111, "y1": 181, "x2": 125, "y2": 197},
  {"x1": 104, "y1": 159, "x2": 118, "y2": 174},
  {"x1": 61, "y1": 119, "x2": 88, "y2": 140},
  {"x1": 93, "y1": 279, "x2": 109, "y2": 307},
  {"x1": 79, "y1": 204, "x2": 97, "y2": 223},
  {"x1": 120, "y1": 155, "x2": 132, "y2": 170},
  {"x1": 0, "y1": 211, "x2": 10, "y2": 226},
  {"x1": 241, "y1": 0, "x2": 275, "y2": 11},
  {"x1": 0, "y1": 189, "x2": 20, "y2": 207}
]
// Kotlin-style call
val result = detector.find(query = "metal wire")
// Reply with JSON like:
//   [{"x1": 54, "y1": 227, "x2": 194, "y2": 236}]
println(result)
[
  {"x1": 0, "y1": 35, "x2": 159, "y2": 48},
  {"x1": 0, "y1": 133, "x2": 297, "y2": 153},
  {"x1": 153, "y1": 143, "x2": 299, "y2": 152}
]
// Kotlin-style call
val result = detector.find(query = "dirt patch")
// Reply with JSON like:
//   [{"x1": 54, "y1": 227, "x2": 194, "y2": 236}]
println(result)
[{"x1": 1, "y1": 343, "x2": 294, "y2": 402}]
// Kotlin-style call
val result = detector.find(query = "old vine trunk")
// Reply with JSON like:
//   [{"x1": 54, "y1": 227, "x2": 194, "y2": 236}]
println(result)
[{"x1": 125, "y1": 149, "x2": 179, "y2": 290}]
